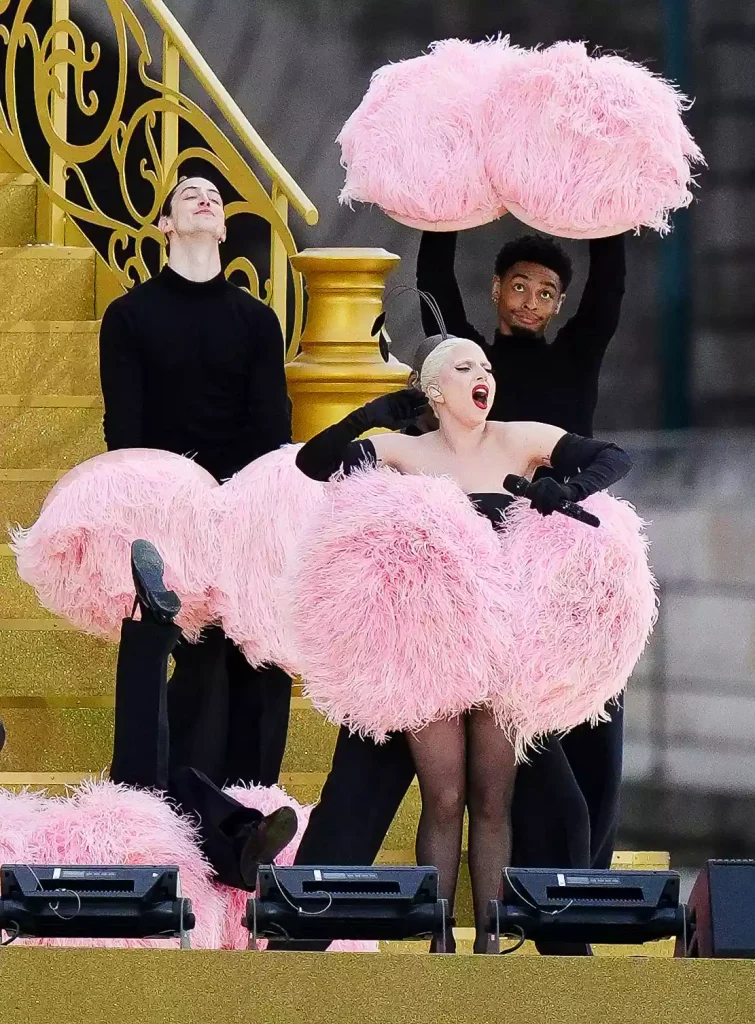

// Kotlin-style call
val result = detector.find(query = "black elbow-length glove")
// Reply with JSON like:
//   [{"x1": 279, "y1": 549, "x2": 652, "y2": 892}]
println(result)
[
  {"x1": 525, "y1": 433, "x2": 633, "y2": 516},
  {"x1": 295, "y1": 388, "x2": 428, "y2": 481}
]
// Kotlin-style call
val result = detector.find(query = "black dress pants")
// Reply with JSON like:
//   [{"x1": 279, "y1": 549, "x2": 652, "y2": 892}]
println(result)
[
  {"x1": 167, "y1": 625, "x2": 292, "y2": 789},
  {"x1": 109, "y1": 617, "x2": 291, "y2": 888}
]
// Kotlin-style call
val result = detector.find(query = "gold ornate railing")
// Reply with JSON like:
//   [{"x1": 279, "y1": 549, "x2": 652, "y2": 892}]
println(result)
[{"x1": 0, "y1": 0, "x2": 318, "y2": 353}]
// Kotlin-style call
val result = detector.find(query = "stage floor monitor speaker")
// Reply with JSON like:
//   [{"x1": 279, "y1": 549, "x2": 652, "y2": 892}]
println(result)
[{"x1": 680, "y1": 860, "x2": 755, "y2": 958}]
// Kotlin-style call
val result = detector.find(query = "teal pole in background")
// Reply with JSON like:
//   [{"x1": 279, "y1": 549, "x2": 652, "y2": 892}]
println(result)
[{"x1": 661, "y1": 0, "x2": 692, "y2": 428}]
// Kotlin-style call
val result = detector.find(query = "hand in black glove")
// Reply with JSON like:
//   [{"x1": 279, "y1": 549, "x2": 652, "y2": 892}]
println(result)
[
  {"x1": 525, "y1": 477, "x2": 576, "y2": 516},
  {"x1": 363, "y1": 387, "x2": 429, "y2": 430}
]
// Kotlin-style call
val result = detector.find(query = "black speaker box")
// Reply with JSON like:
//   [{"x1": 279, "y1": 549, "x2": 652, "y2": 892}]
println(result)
[{"x1": 680, "y1": 860, "x2": 755, "y2": 958}]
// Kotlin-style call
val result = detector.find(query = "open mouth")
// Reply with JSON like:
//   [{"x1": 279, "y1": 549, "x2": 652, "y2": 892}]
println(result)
[{"x1": 472, "y1": 384, "x2": 489, "y2": 410}]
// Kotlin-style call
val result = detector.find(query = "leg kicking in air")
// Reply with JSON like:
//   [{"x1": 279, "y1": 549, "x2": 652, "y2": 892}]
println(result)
[{"x1": 109, "y1": 539, "x2": 297, "y2": 891}]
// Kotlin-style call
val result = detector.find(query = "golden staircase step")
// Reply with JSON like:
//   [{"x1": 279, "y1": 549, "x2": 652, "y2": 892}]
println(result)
[
  {"x1": 0, "y1": 322, "x2": 101, "y2": 394},
  {"x1": 0, "y1": 407, "x2": 104, "y2": 468},
  {"x1": 0, "y1": 624, "x2": 117, "y2": 695},
  {"x1": 0, "y1": 246, "x2": 94, "y2": 320},
  {"x1": 0, "y1": 173, "x2": 37, "y2": 246},
  {"x1": 0, "y1": 696, "x2": 340, "y2": 775},
  {"x1": 0, "y1": 542, "x2": 56, "y2": 618},
  {"x1": 0, "y1": 471, "x2": 62, "y2": 526}
]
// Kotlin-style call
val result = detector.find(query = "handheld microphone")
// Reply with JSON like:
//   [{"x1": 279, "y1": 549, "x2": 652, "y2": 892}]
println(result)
[{"x1": 503, "y1": 475, "x2": 601, "y2": 528}]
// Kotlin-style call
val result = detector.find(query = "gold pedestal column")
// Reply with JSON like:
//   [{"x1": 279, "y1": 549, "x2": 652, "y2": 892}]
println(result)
[{"x1": 286, "y1": 248, "x2": 411, "y2": 441}]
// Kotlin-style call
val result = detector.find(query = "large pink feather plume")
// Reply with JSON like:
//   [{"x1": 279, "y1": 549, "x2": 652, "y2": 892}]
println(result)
[
  {"x1": 486, "y1": 41, "x2": 704, "y2": 237},
  {"x1": 287, "y1": 471, "x2": 655, "y2": 753},
  {"x1": 287, "y1": 469, "x2": 515, "y2": 741},
  {"x1": 338, "y1": 37, "x2": 519, "y2": 230},
  {"x1": 208, "y1": 445, "x2": 327, "y2": 673},
  {"x1": 489, "y1": 492, "x2": 657, "y2": 755},
  {"x1": 9, "y1": 450, "x2": 219, "y2": 641},
  {"x1": 338, "y1": 37, "x2": 703, "y2": 236}
]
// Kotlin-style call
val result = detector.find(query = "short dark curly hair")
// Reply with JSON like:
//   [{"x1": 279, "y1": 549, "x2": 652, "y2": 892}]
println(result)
[{"x1": 494, "y1": 235, "x2": 573, "y2": 292}]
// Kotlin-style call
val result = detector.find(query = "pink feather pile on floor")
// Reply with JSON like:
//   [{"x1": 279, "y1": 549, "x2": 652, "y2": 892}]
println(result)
[
  {"x1": 0, "y1": 780, "x2": 378, "y2": 952},
  {"x1": 338, "y1": 37, "x2": 704, "y2": 235}
]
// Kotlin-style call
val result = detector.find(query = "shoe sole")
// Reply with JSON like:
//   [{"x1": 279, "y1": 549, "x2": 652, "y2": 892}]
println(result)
[{"x1": 131, "y1": 540, "x2": 181, "y2": 620}]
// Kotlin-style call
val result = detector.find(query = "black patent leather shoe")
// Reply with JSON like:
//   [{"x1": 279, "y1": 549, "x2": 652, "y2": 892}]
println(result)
[
  {"x1": 130, "y1": 539, "x2": 181, "y2": 625},
  {"x1": 0, "y1": 718, "x2": 5, "y2": 754},
  {"x1": 238, "y1": 806, "x2": 299, "y2": 889}
]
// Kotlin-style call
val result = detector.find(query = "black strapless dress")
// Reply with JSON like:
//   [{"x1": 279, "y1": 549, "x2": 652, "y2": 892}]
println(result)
[{"x1": 468, "y1": 492, "x2": 514, "y2": 529}]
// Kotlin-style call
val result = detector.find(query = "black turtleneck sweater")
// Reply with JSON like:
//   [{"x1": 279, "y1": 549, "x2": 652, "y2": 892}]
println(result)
[
  {"x1": 416, "y1": 232, "x2": 626, "y2": 438},
  {"x1": 99, "y1": 265, "x2": 291, "y2": 482}
]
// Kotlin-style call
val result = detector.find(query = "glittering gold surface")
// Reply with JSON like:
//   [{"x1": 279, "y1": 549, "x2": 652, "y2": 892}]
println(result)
[
  {"x1": 382, "y1": 930, "x2": 676, "y2": 958},
  {"x1": 0, "y1": 707, "x2": 113, "y2": 771},
  {"x1": 0, "y1": 629, "x2": 117, "y2": 696},
  {"x1": 3, "y1": 949, "x2": 755, "y2": 1024},
  {"x1": 0, "y1": 246, "x2": 94, "y2": 320},
  {"x1": 0, "y1": 174, "x2": 37, "y2": 246},
  {"x1": 0, "y1": 556, "x2": 55, "y2": 618},
  {"x1": 0, "y1": 405, "x2": 104, "y2": 470},
  {"x1": 0, "y1": 321, "x2": 101, "y2": 394},
  {"x1": 0, "y1": 477, "x2": 55, "y2": 524},
  {"x1": 280, "y1": 707, "x2": 339, "y2": 772}
]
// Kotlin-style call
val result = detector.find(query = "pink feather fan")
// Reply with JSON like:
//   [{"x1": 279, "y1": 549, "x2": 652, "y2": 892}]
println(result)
[
  {"x1": 338, "y1": 37, "x2": 520, "y2": 230},
  {"x1": 287, "y1": 468, "x2": 516, "y2": 742},
  {"x1": 19, "y1": 780, "x2": 226, "y2": 949},
  {"x1": 338, "y1": 37, "x2": 703, "y2": 236},
  {"x1": 288, "y1": 470, "x2": 656, "y2": 753},
  {"x1": 208, "y1": 445, "x2": 327, "y2": 674},
  {"x1": 9, "y1": 449, "x2": 219, "y2": 641},
  {"x1": 490, "y1": 492, "x2": 658, "y2": 757},
  {"x1": 486, "y1": 41, "x2": 704, "y2": 237}
]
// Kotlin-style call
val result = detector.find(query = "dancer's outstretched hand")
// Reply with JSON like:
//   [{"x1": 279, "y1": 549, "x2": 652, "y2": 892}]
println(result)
[{"x1": 363, "y1": 387, "x2": 429, "y2": 430}]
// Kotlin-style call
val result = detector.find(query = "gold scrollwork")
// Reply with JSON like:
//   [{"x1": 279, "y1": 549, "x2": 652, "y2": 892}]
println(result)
[{"x1": 0, "y1": 0, "x2": 313, "y2": 355}]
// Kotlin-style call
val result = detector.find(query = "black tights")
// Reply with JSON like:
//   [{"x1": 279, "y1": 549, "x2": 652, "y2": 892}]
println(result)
[{"x1": 407, "y1": 709, "x2": 517, "y2": 953}]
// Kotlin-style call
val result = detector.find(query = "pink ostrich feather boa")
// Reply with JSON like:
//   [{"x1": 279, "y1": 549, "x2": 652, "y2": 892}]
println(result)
[
  {"x1": 9, "y1": 449, "x2": 220, "y2": 641},
  {"x1": 288, "y1": 469, "x2": 656, "y2": 753},
  {"x1": 0, "y1": 781, "x2": 378, "y2": 953},
  {"x1": 338, "y1": 37, "x2": 703, "y2": 236}
]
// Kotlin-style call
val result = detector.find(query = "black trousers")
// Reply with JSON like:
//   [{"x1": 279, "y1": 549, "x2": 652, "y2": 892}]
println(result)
[
  {"x1": 292, "y1": 701, "x2": 624, "y2": 954},
  {"x1": 167, "y1": 625, "x2": 292, "y2": 789},
  {"x1": 109, "y1": 617, "x2": 292, "y2": 888}
]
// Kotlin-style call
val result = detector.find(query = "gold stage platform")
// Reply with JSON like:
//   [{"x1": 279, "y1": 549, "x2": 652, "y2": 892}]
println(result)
[{"x1": 3, "y1": 949, "x2": 755, "y2": 1024}]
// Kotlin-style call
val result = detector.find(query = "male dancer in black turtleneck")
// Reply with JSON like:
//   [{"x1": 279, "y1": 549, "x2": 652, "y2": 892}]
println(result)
[
  {"x1": 289, "y1": 228, "x2": 626, "y2": 954},
  {"x1": 99, "y1": 177, "x2": 292, "y2": 794}
]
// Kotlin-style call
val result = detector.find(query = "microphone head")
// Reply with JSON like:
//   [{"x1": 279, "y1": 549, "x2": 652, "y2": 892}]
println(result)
[{"x1": 503, "y1": 474, "x2": 529, "y2": 497}]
